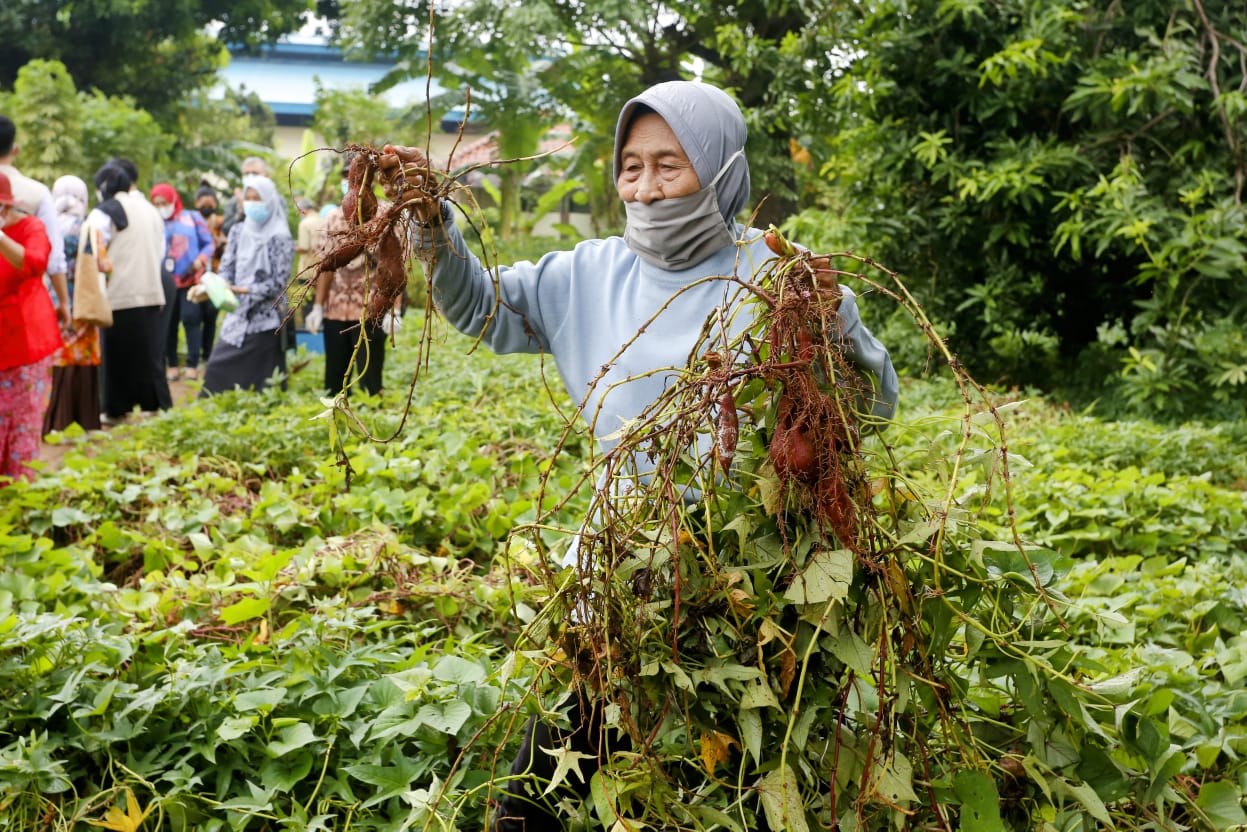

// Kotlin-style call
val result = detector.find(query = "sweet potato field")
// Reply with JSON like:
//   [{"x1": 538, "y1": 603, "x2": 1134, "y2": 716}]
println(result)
[{"x1": 2, "y1": 287, "x2": 1247, "y2": 830}]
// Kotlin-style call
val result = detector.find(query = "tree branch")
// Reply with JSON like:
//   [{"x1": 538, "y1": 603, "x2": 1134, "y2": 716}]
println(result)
[{"x1": 1191, "y1": 0, "x2": 1245, "y2": 203}]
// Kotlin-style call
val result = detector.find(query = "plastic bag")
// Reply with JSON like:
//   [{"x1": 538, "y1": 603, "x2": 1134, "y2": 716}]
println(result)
[{"x1": 200, "y1": 271, "x2": 240, "y2": 312}]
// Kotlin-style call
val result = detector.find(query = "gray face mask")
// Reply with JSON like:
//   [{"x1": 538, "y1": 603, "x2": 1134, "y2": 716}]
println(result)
[{"x1": 624, "y1": 150, "x2": 743, "y2": 271}]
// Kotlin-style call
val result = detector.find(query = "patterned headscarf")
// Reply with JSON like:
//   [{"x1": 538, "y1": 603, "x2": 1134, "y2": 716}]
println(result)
[{"x1": 230, "y1": 174, "x2": 291, "y2": 287}]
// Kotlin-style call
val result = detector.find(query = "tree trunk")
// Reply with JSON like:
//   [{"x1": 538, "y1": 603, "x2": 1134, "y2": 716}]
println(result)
[{"x1": 499, "y1": 167, "x2": 523, "y2": 241}]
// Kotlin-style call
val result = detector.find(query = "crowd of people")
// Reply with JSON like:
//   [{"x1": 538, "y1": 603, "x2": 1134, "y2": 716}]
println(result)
[{"x1": 0, "y1": 115, "x2": 351, "y2": 483}]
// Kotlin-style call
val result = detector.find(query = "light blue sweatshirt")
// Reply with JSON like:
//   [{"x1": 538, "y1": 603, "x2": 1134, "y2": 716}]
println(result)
[{"x1": 423, "y1": 216, "x2": 899, "y2": 455}]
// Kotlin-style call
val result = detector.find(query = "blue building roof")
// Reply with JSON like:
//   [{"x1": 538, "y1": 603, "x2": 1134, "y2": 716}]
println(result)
[{"x1": 219, "y1": 39, "x2": 447, "y2": 124}]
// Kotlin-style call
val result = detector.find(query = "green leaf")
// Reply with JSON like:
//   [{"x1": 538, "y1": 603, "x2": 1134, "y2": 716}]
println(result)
[
  {"x1": 758, "y1": 765, "x2": 809, "y2": 832},
  {"x1": 738, "y1": 707, "x2": 762, "y2": 765},
  {"x1": 433, "y1": 655, "x2": 486, "y2": 685},
  {"x1": 259, "y1": 749, "x2": 315, "y2": 793},
  {"x1": 417, "y1": 701, "x2": 473, "y2": 735},
  {"x1": 783, "y1": 547, "x2": 852, "y2": 605},
  {"x1": 953, "y1": 770, "x2": 1004, "y2": 832},
  {"x1": 219, "y1": 596, "x2": 270, "y2": 624},
  {"x1": 830, "y1": 631, "x2": 875, "y2": 677},
  {"x1": 1054, "y1": 778, "x2": 1112, "y2": 827},
  {"x1": 871, "y1": 753, "x2": 919, "y2": 806},
  {"x1": 267, "y1": 722, "x2": 318, "y2": 757},
  {"x1": 739, "y1": 679, "x2": 780, "y2": 710},
  {"x1": 217, "y1": 716, "x2": 256, "y2": 741},
  {"x1": 1195, "y1": 780, "x2": 1247, "y2": 829},
  {"x1": 95, "y1": 521, "x2": 133, "y2": 552},
  {"x1": 345, "y1": 757, "x2": 424, "y2": 809},
  {"x1": 589, "y1": 770, "x2": 623, "y2": 827},
  {"x1": 51, "y1": 507, "x2": 89, "y2": 527},
  {"x1": 234, "y1": 688, "x2": 286, "y2": 713}
]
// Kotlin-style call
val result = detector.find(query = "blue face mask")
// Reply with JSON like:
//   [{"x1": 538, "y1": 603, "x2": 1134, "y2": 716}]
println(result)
[{"x1": 243, "y1": 200, "x2": 270, "y2": 225}]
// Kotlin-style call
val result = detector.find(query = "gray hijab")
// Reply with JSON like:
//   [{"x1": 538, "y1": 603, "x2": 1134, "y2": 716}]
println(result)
[{"x1": 613, "y1": 81, "x2": 751, "y2": 224}]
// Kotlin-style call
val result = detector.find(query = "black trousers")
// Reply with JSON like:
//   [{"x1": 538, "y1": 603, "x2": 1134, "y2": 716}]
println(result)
[
  {"x1": 165, "y1": 287, "x2": 205, "y2": 368},
  {"x1": 158, "y1": 268, "x2": 177, "y2": 365},
  {"x1": 491, "y1": 693, "x2": 624, "y2": 832},
  {"x1": 101, "y1": 305, "x2": 173, "y2": 418},
  {"x1": 202, "y1": 301, "x2": 218, "y2": 362},
  {"x1": 323, "y1": 318, "x2": 387, "y2": 396}
]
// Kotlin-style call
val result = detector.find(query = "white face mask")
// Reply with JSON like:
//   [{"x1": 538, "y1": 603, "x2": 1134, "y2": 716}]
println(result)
[
  {"x1": 158, "y1": 204, "x2": 175, "y2": 220},
  {"x1": 623, "y1": 150, "x2": 744, "y2": 271}
]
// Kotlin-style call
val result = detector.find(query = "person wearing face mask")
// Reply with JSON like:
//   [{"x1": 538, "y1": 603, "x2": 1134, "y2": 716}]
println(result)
[
  {"x1": 88, "y1": 162, "x2": 171, "y2": 423},
  {"x1": 193, "y1": 184, "x2": 226, "y2": 363},
  {"x1": 380, "y1": 80, "x2": 899, "y2": 831},
  {"x1": 42, "y1": 175, "x2": 105, "y2": 435},
  {"x1": 193, "y1": 186, "x2": 225, "y2": 268},
  {"x1": 151, "y1": 183, "x2": 214, "y2": 381},
  {"x1": 221, "y1": 156, "x2": 273, "y2": 239},
  {"x1": 199, "y1": 175, "x2": 293, "y2": 396},
  {"x1": 0, "y1": 170, "x2": 61, "y2": 482}
]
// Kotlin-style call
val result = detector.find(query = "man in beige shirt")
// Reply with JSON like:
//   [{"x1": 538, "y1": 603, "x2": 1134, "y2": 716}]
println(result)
[
  {"x1": 294, "y1": 198, "x2": 326, "y2": 280},
  {"x1": 293, "y1": 197, "x2": 326, "y2": 324}
]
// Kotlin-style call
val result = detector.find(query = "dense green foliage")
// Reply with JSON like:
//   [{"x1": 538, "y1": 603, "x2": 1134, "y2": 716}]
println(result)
[
  {"x1": 1, "y1": 325, "x2": 587, "y2": 831},
  {"x1": 795, "y1": 0, "x2": 1247, "y2": 418},
  {"x1": 2, "y1": 1, "x2": 1247, "y2": 822},
  {"x1": 2, "y1": 300, "x2": 1245, "y2": 829},
  {"x1": 0, "y1": 59, "x2": 275, "y2": 197},
  {"x1": 1, "y1": 0, "x2": 310, "y2": 123}
]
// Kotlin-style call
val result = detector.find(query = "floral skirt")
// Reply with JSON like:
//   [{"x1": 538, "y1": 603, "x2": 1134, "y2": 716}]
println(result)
[{"x1": 0, "y1": 354, "x2": 54, "y2": 483}]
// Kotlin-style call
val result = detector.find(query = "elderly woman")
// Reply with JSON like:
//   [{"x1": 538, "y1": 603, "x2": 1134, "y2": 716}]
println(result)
[
  {"x1": 0, "y1": 171, "x2": 60, "y2": 481},
  {"x1": 43, "y1": 175, "x2": 103, "y2": 433},
  {"x1": 382, "y1": 80, "x2": 900, "y2": 831},
  {"x1": 200, "y1": 174, "x2": 292, "y2": 395}
]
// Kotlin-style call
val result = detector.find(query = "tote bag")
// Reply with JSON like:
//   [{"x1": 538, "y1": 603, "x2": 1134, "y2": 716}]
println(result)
[{"x1": 72, "y1": 224, "x2": 112, "y2": 328}]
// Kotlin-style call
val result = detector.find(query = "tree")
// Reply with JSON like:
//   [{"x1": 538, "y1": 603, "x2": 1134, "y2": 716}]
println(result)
[
  {"x1": 162, "y1": 87, "x2": 277, "y2": 197},
  {"x1": 1, "y1": 0, "x2": 312, "y2": 124},
  {"x1": 294, "y1": 85, "x2": 409, "y2": 205},
  {"x1": 793, "y1": 0, "x2": 1246, "y2": 418},
  {"x1": 0, "y1": 59, "x2": 170, "y2": 190},
  {"x1": 0, "y1": 58, "x2": 83, "y2": 182},
  {"x1": 342, "y1": 0, "x2": 565, "y2": 240},
  {"x1": 0, "y1": 58, "x2": 279, "y2": 202},
  {"x1": 312, "y1": 85, "x2": 407, "y2": 151}
]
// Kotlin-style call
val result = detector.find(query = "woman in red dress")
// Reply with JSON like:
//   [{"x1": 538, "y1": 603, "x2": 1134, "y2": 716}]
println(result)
[{"x1": 0, "y1": 170, "x2": 61, "y2": 482}]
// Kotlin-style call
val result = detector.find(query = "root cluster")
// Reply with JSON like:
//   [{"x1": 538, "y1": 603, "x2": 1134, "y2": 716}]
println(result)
[{"x1": 315, "y1": 144, "x2": 446, "y2": 324}]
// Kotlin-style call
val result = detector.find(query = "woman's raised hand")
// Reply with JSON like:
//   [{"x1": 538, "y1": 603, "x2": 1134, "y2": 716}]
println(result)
[{"x1": 378, "y1": 145, "x2": 441, "y2": 223}]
